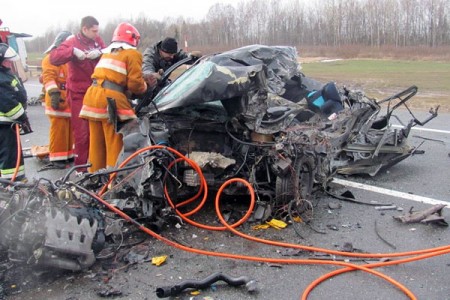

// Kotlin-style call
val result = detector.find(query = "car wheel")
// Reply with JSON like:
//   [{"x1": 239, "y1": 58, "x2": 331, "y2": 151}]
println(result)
[{"x1": 275, "y1": 155, "x2": 314, "y2": 206}]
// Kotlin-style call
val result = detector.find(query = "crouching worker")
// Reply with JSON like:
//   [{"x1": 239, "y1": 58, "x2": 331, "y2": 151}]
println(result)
[
  {"x1": 0, "y1": 43, "x2": 32, "y2": 181},
  {"x1": 142, "y1": 37, "x2": 202, "y2": 89},
  {"x1": 80, "y1": 23, "x2": 147, "y2": 173},
  {"x1": 41, "y1": 31, "x2": 74, "y2": 169}
]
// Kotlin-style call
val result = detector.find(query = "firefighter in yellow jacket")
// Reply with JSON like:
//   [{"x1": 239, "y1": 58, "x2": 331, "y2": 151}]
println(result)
[
  {"x1": 80, "y1": 23, "x2": 147, "y2": 172},
  {"x1": 41, "y1": 31, "x2": 74, "y2": 169}
]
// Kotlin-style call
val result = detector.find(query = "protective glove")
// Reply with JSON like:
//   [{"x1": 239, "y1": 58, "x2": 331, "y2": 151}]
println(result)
[
  {"x1": 37, "y1": 93, "x2": 45, "y2": 103},
  {"x1": 143, "y1": 72, "x2": 161, "y2": 88},
  {"x1": 17, "y1": 114, "x2": 33, "y2": 135},
  {"x1": 49, "y1": 89, "x2": 62, "y2": 110},
  {"x1": 86, "y1": 49, "x2": 102, "y2": 60},
  {"x1": 73, "y1": 47, "x2": 86, "y2": 60}
]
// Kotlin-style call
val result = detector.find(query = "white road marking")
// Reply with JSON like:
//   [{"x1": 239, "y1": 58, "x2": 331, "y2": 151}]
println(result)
[
  {"x1": 392, "y1": 124, "x2": 450, "y2": 134},
  {"x1": 332, "y1": 178, "x2": 449, "y2": 207},
  {"x1": 25, "y1": 84, "x2": 42, "y2": 88}
]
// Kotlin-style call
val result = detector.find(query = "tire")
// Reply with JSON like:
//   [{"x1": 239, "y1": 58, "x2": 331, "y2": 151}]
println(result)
[{"x1": 275, "y1": 155, "x2": 314, "y2": 206}]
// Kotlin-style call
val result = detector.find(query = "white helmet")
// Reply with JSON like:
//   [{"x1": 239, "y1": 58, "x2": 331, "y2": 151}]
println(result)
[
  {"x1": 0, "y1": 43, "x2": 20, "y2": 63},
  {"x1": 44, "y1": 31, "x2": 72, "y2": 54}
]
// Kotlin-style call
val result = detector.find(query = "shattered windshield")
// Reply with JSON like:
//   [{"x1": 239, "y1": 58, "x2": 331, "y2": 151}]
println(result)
[{"x1": 150, "y1": 45, "x2": 300, "y2": 114}]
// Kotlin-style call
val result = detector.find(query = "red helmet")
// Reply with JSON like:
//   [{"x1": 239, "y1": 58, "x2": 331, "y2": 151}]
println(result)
[{"x1": 112, "y1": 22, "x2": 140, "y2": 47}]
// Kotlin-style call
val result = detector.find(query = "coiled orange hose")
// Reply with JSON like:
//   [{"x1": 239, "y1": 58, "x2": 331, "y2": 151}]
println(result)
[{"x1": 95, "y1": 145, "x2": 449, "y2": 299}]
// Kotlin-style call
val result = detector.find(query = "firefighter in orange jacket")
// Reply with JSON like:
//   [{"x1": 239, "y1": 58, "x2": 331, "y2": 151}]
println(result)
[
  {"x1": 41, "y1": 31, "x2": 74, "y2": 168},
  {"x1": 80, "y1": 23, "x2": 147, "y2": 172}
]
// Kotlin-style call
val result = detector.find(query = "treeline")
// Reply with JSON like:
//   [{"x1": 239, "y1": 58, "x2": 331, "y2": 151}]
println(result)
[{"x1": 26, "y1": 0, "x2": 450, "y2": 54}]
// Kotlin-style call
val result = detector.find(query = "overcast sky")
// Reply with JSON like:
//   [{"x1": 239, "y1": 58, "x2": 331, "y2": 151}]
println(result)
[{"x1": 2, "y1": 0, "x2": 244, "y2": 37}]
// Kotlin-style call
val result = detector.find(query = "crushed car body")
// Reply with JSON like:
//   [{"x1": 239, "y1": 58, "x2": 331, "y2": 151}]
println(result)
[
  {"x1": 0, "y1": 45, "x2": 438, "y2": 274},
  {"x1": 120, "y1": 44, "x2": 438, "y2": 200}
]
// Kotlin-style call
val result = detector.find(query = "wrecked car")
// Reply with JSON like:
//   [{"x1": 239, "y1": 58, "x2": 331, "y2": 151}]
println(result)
[
  {"x1": 114, "y1": 44, "x2": 438, "y2": 214},
  {"x1": 0, "y1": 45, "x2": 438, "y2": 275}
]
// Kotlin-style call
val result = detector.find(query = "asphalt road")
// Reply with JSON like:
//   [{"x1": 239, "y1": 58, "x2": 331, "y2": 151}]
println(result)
[{"x1": 6, "y1": 78, "x2": 449, "y2": 300}]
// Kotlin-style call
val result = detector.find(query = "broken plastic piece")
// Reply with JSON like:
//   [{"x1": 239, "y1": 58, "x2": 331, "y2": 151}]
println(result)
[
  {"x1": 152, "y1": 255, "x2": 168, "y2": 266},
  {"x1": 266, "y1": 219, "x2": 288, "y2": 229}
]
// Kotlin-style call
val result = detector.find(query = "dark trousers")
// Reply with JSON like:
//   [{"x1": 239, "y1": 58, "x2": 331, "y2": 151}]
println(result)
[{"x1": 0, "y1": 124, "x2": 25, "y2": 179}]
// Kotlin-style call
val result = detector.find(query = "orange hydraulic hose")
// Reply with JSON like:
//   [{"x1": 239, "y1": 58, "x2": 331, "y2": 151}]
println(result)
[
  {"x1": 96, "y1": 144, "x2": 448, "y2": 299},
  {"x1": 108, "y1": 144, "x2": 450, "y2": 257},
  {"x1": 100, "y1": 145, "x2": 211, "y2": 226},
  {"x1": 213, "y1": 182, "x2": 449, "y2": 299},
  {"x1": 164, "y1": 157, "x2": 206, "y2": 216},
  {"x1": 122, "y1": 146, "x2": 449, "y2": 260},
  {"x1": 99, "y1": 145, "x2": 253, "y2": 231},
  {"x1": 160, "y1": 154, "x2": 254, "y2": 230},
  {"x1": 10, "y1": 123, "x2": 22, "y2": 182},
  {"x1": 214, "y1": 178, "x2": 423, "y2": 300},
  {"x1": 302, "y1": 247, "x2": 450, "y2": 300},
  {"x1": 212, "y1": 192, "x2": 450, "y2": 259},
  {"x1": 98, "y1": 145, "x2": 206, "y2": 196},
  {"x1": 81, "y1": 183, "x2": 417, "y2": 300}
]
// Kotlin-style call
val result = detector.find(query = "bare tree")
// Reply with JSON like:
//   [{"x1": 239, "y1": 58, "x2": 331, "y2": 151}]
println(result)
[{"x1": 26, "y1": 0, "x2": 450, "y2": 54}]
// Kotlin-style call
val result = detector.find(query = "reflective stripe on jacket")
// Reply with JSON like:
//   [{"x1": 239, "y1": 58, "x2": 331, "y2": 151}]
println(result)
[
  {"x1": 0, "y1": 66, "x2": 27, "y2": 124},
  {"x1": 80, "y1": 48, "x2": 147, "y2": 121},
  {"x1": 41, "y1": 54, "x2": 71, "y2": 118}
]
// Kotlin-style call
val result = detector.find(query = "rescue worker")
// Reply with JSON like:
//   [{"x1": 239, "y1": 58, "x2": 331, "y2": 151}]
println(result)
[
  {"x1": 79, "y1": 22, "x2": 147, "y2": 173},
  {"x1": 50, "y1": 16, "x2": 106, "y2": 175},
  {"x1": 41, "y1": 31, "x2": 74, "y2": 169},
  {"x1": 142, "y1": 37, "x2": 202, "y2": 88},
  {"x1": 0, "y1": 43, "x2": 32, "y2": 181}
]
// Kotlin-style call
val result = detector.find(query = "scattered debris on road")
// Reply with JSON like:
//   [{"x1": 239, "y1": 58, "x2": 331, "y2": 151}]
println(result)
[{"x1": 393, "y1": 204, "x2": 448, "y2": 226}]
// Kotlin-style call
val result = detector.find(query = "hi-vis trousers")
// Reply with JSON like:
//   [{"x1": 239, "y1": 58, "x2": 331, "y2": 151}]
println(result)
[
  {"x1": 48, "y1": 116, "x2": 74, "y2": 161},
  {"x1": 88, "y1": 119, "x2": 123, "y2": 173}
]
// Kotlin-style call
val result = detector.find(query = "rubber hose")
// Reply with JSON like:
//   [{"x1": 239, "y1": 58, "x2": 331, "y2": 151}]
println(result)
[{"x1": 155, "y1": 272, "x2": 256, "y2": 298}]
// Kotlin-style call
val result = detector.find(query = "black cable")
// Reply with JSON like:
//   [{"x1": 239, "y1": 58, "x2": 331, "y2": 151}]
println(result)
[
  {"x1": 288, "y1": 200, "x2": 305, "y2": 239},
  {"x1": 61, "y1": 163, "x2": 92, "y2": 183},
  {"x1": 231, "y1": 145, "x2": 250, "y2": 177},
  {"x1": 288, "y1": 199, "x2": 326, "y2": 237}
]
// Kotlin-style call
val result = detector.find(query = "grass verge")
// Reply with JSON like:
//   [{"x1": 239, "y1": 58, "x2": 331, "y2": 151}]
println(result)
[{"x1": 301, "y1": 59, "x2": 450, "y2": 112}]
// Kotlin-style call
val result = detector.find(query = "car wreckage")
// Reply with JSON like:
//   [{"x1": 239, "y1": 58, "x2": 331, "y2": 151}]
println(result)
[{"x1": 0, "y1": 45, "x2": 438, "y2": 274}]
